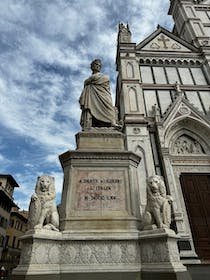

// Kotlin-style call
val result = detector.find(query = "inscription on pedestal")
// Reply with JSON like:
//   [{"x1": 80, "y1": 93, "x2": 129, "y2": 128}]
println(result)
[{"x1": 75, "y1": 170, "x2": 126, "y2": 211}]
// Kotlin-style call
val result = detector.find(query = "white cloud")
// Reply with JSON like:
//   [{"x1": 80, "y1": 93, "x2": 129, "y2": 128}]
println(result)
[
  {"x1": 45, "y1": 153, "x2": 61, "y2": 167},
  {"x1": 50, "y1": 171, "x2": 64, "y2": 195},
  {"x1": 0, "y1": 153, "x2": 11, "y2": 172},
  {"x1": 24, "y1": 163, "x2": 34, "y2": 168},
  {"x1": 0, "y1": 0, "x2": 173, "y2": 209},
  {"x1": 0, "y1": 0, "x2": 173, "y2": 149},
  {"x1": 0, "y1": 153, "x2": 5, "y2": 161}
]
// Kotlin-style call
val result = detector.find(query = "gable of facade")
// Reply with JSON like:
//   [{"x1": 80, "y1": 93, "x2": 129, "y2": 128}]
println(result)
[{"x1": 137, "y1": 26, "x2": 197, "y2": 52}]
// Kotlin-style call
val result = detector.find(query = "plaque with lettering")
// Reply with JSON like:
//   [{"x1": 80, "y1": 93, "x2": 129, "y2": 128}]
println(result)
[{"x1": 74, "y1": 170, "x2": 127, "y2": 212}]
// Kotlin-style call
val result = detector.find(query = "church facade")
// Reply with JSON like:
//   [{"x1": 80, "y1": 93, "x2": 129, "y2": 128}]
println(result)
[{"x1": 116, "y1": 0, "x2": 210, "y2": 263}]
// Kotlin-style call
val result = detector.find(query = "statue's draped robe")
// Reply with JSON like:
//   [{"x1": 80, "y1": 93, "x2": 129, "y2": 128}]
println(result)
[{"x1": 79, "y1": 73, "x2": 115, "y2": 127}]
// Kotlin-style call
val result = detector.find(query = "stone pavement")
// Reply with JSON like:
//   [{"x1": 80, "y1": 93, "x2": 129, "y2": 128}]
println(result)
[{"x1": 187, "y1": 264, "x2": 210, "y2": 280}]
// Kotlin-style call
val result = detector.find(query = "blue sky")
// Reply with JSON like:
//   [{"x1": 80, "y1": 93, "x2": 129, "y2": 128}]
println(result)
[{"x1": 0, "y1": 0, "x2": 173, "y2": 210}]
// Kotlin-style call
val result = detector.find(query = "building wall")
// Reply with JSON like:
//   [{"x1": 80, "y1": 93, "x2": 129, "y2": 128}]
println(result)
[
  {"x1": 0, "y1": 176, "x2": 19, "y2": 261},
  {"x1": 139, "y1": 62, "x2": 210, "y2": 116},
  {"x1": 0, "y1": 194, "x2": 11, "y2": 260},
  {"x1": 1, "y1": 209, "x2": 28, "y2": 273},
  {"x1": 0, "y1": 177, "x2": 15, "y2": 198},
  {"x1": 116, "y1": 6, "x2": 210, "y2": 263},
  {"x1": 6, "y1": 211, "x2": 28, "y2": 249},
  {"x1": 169, "y1": 0, "x2": 210, "y2": 47},
  {"x1": 0, "y1": 203, "x2": 10, "y2": 234}
]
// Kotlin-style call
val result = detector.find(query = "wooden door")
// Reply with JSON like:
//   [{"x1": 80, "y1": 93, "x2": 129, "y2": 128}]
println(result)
[{"x1": 180, "y1": 173, "x2": 210, "y2": 261}]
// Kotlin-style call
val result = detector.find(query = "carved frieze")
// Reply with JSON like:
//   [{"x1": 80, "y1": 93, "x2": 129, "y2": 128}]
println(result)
[
  {"x1": 110, "y1": 244, "x2": 122, "y2": 262},
  {"x1": 172, "y1": 135, "x2": 204, "y2": 155},
  {"x1": 141, "y1": 239, "x2": 180, "y2": 264},
  {"x1": 141, "y1": 241, "x2": 169, "y2": 263},
  {"x1": 61, "y1": 241, "x2": 140, "y2": 265},
  {"x1": 20, "y1": 240, "x2": 61, "y2": 265},
  {"x1": 19, "y1": 242, "x2": 33, "y2": 265},
  {"x1": 20, "y1": 239, "x2": 140, "y2": 266}
]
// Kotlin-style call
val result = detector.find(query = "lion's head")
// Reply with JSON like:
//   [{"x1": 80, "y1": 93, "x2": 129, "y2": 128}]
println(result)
[
  {"x1": 147, "y1": 175, "x2": 166, "y2": 196},
  {"x1": 35, "y1": 175, "x2": 55, "y2": 195}
]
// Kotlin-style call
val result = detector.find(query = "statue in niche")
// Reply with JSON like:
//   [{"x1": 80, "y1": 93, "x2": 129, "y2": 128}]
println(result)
[
  {"x1": 173, "y1": 135, "x2": 204, "y2": 154},
  {"x1": 142, "y1": 175, "x2": 173, "y2": 230},
  {"x1": 175, "y1": 81, "x2": 182, "y2": 94},
  {"x1": 152, "y1": 104, "x2": 161, "y2": 122},
  {"x1": 118, "y1": 22, "x2": 131, "y2": 43},
  {"x1": 28, "y1": 175, "x2": 59, "y2": 231},
  {"x1": 79, "y1": 59, "x2": 118, "y2": 129}
]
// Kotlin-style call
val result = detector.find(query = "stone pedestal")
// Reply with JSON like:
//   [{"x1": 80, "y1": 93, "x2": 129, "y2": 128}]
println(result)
[
  {"x1": 58, "y1": 129, "x2": 141, "y2": 279},
  {"x1": 13, "y1": 129, "x2": 142, "y2": 280},
  {"x1": 59, "y1": 129, "x2": 141, "y2": 232},
  {"x1": 75, "y1": 129, "x2": 125, "y2": 151},
  {"x1": 139, "y1": 228, "x2": 192, "y2": 280},
  {"x1": 13, "y1": 229, "x2": 141, "y2": 280},
  {"x1": 12, "y1": 229, "x2": 62, "y2": 280}
]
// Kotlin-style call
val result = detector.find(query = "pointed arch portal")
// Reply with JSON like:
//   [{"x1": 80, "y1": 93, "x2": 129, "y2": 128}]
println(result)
[
  {"x1": 160, "y1": 116, "x2": 210, "y2": 261},
  {"x1": 180, "y1": 173, "x2": 210, "y2": 261}
]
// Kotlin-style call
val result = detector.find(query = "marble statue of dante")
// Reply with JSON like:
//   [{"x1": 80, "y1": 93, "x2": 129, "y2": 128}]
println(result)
[{"x1": 79, "y1": 59, "x2": 116, "y2": 128}]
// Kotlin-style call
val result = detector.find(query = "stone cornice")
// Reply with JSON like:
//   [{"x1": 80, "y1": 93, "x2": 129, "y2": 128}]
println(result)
[
  {"x1": 76, "y1": 131, "x2": 124, "y2": 139},
  {"x1": 59, "y1": 150, "x2": 141, "y2": 168},
  {"x1": 170, "y1": 154, "x2": 210, "y2": 164}
]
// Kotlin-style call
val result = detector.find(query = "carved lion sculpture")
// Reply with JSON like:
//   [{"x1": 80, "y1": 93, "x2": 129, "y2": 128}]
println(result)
[
  {"x1": 28, "y1": 175, "x2": 59, "y2": 231},
  {"x1": 142, "y1": 175, "x2": 173, "y2": 230}
]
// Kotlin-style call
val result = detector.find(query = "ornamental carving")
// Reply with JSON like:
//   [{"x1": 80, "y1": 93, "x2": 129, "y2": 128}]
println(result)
[
  {"x1": 172, "y1": 135, "x2": 204, "y2": 155},
  {"x1": 141, "y1": 240, "x2": 179, "y2": 263},
  {"x1": 95, "y1": 244, "x2": 109, "y2": 263},
  {"x1": 64, "y1": 246, "x2": 77, "y2": 263},
  {"x1": 80, "y1": 245, "x2": 92, "y2": 263},
  {"x1": 126, "y1": 244, "x2": 138, "y2": 262},
  {"x1": 111, "y1": 245, "x2": 122, "y2": 262},
  {"x1": 178, "y1": 105, "x2": 191, "y2": 115},
  {"x1": 34, "y1": 244, "x2": 49, "y2": 264},
  {"x1": 49, "y1": 245, "x2": 60, "y2": 264},
  {"x1": 133, "y1": 127, "x2": 141, "y2": 134},
  {"x1": 61, "y1": 241, "x2": 139, "y2": 265},
  {"x1": 19, "y1": 240, "x2": 140, "y2": 266},
  {"x1": 19, "y1": 243, "x2": 32, "y2": 264}
]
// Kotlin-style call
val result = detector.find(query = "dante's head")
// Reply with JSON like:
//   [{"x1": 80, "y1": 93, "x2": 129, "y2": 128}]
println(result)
[{"x1": 91, "y1": 59, "x2": 102, "y2": 73}]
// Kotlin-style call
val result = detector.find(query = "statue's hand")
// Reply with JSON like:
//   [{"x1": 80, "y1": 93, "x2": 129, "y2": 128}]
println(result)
[{"x1": 84, "y1": 75, "x2": 94, "y2": 85}]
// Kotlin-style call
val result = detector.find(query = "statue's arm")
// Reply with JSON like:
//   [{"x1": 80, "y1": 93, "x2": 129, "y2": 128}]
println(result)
[
  {"x1": 84, "y1": 73, "x2": 106, "y2": 86},
  {"x1": 84, "y1": 75, "x2": 94, "y2": 85}
]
